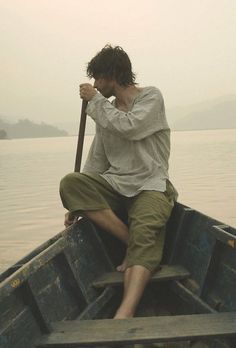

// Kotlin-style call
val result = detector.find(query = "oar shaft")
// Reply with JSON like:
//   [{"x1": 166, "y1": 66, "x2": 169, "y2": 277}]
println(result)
[{"x1": 74, "y1": 100, "x2": 88, "y2": 172}]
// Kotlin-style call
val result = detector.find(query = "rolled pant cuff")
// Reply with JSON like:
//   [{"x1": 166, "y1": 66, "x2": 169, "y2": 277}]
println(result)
[
  {"x1": 69, "y1": 204, "x2": 109, "y2": 215},
  {"x1": 125, "y1": 261, "x2": 161, "y2": 274}
]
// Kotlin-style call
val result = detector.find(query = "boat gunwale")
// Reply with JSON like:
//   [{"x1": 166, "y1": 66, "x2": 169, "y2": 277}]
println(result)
[
  {"x1": 0, "y1": 228, "x2": 67, "y2": 283},
  {"x1": 0, "y1": 236, "x2": 67, "y2": 298}
]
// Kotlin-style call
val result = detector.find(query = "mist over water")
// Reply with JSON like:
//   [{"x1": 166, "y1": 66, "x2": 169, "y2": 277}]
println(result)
[{"x1": 0, "y1": 129, "x2": 236, "y2": 273}]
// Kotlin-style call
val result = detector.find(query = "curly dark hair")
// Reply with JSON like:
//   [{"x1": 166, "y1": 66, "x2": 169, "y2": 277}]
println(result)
[{"x1": 87, "y1": 45, "x2": 136, "y2": 86}]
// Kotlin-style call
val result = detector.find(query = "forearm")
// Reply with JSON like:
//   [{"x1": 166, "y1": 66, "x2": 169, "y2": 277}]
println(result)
[{"x1": 86, "y1": 90, "x2": 168, "y2": 141}]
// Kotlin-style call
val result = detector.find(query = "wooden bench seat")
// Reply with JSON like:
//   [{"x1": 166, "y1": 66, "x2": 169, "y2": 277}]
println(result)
[
  {"x1": 37, "y1": 312, "x2": 236, "y2": 347},
  {"x1": 92, "y1": 264, "x2": 190, "y2": 288}
]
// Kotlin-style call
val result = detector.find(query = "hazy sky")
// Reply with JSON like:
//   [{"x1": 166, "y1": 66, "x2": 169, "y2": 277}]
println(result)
[{"x1": 1, "y1": 0, "x2": 236, "y2": 125}]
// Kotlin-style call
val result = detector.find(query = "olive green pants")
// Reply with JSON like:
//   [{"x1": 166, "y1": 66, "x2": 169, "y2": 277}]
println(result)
[{"x1": 60, "y1": 172, "x2": 175, "y2": 272}]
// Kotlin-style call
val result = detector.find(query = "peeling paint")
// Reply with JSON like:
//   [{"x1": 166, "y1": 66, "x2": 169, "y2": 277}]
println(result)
[{"x1": 11, "y1": 278, "x2": 21, "y2": 288}]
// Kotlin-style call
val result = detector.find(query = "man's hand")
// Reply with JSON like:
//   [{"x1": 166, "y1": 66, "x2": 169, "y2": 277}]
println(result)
[
  {"x1": 79, "y1": 83, "x2": 97, "y2": 101},
  {"x1": 64, "y1": 212, "x2": 76, "y2": 228}
]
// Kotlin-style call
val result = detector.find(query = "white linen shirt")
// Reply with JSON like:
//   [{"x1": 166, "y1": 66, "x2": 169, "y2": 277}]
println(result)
[{"x1": 83, "y1": 86, "x2": 178, "y2": 198}]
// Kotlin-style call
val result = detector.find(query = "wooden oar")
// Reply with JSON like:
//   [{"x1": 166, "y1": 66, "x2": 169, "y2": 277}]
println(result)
[{"x1": 74, "y1": 99, "x2": 88, "y2": 172}]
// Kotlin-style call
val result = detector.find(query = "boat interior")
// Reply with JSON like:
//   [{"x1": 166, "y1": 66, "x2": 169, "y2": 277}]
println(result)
[{"x1": 0, "y1": 202, "x2": 236, "y2": 348}]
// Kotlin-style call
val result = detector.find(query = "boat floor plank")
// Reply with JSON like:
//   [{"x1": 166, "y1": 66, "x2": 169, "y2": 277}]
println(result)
[
  {"x1": 92, "y1": 265, "x2": 190, "y2": 288},
  {"x1": 36, "y1": 312, "x2": 236, "y2": 347},
  {"x1": 77, "y1": 287, "x2": 115, "y2": 320}
]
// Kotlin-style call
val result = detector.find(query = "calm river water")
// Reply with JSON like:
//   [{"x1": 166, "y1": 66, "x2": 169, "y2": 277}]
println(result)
[{"x1": 0, "y1": 129, "x2": 236, "y2": 273}]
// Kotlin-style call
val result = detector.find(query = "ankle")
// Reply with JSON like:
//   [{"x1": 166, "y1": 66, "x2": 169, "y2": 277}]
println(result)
[{"x1": 114, "y1": 308, "x2": 134, "y2": 319}]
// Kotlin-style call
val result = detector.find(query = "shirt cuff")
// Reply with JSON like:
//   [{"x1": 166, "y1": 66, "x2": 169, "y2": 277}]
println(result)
[{"x1": 86, "y1": 93, "x2": 106, "y2": 115}]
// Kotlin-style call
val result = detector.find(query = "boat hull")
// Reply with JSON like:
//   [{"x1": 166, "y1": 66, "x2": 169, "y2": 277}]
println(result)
[{"x1": 0, "y1": 202, "x2": 236, "y2": 348}]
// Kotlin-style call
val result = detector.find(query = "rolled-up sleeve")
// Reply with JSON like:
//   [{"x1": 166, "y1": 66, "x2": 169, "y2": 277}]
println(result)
[
  {"x1": 82, "y1": 125, "x2": 110, "y2": 174},
  {"x1": 86, "y1": 87, "x2": 169, "y2": 141}
]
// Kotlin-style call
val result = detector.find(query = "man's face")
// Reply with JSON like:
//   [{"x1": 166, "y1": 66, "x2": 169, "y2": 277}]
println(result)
[{"x1": 93, "y1": 77, "x2": 115, "y2": 98}]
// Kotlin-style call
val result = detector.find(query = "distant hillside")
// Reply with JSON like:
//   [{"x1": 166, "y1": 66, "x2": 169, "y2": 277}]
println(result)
[
  {"x1": 2, "y1": 95, "x2": 235, "y2": 137},
  {"x1": 54, "y1": 116, "x2": 95, "y2": 136},
  {"x1": 0, "y1": 118, "x2": 68, "y2": 139},
  {"x1": 167, "y1": 95, "x2": 236, "y2": 131},
  {"x1": 59, "y1": 94, "x2": 236, "y2": 134}
]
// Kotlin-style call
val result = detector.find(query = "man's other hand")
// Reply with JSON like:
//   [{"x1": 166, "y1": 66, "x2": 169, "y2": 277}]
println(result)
[
  {"x1": 79, "y1": 83, "x2": 97, "y2": 101},
  {"x1": 64, "y1": 212, "x2": 76, "y2": 228}
]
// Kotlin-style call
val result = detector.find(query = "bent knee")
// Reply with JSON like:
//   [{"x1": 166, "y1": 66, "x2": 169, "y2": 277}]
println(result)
[{"x1": 60, "y1": 172, "x2": 82, "y2": 192}]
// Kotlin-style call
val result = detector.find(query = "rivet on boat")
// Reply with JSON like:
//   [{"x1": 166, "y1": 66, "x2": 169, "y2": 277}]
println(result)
[{"x1": 11, "y1": 278, "x2": 21, "y2": 288}]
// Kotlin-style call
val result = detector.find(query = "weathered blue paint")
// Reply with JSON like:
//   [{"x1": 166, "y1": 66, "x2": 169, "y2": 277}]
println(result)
[{"x1": 0, "y1": 202, "x2": 235, "y2": 348}]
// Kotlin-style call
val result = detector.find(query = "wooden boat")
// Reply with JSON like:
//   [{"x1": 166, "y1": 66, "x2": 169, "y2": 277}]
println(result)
[{"x1": 0, "y1": 202, "x2": 236, "y2": 348}]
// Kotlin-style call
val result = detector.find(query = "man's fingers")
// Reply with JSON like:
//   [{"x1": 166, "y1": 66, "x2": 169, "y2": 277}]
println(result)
[
  {"x1": 64, "y1": 219, "x2": 73, "y2": 227},
  {"x1": 79, "y1": 83, "x2": 97, "y2": 101},
  {"x1": 79, "y1": 83, "x2": 90, "y2": 87},
  {"x1": 64, "y1": 212, "x2": 74, "y2": 227},
  {"x1": 80, "y1": 82, "x2": 95, "y2": 86}
]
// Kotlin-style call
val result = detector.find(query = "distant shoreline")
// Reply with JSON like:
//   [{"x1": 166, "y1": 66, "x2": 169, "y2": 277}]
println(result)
[
  {"x1": 170, "y1": 127, "x2": 236, "y2": 133},
  {"x1": 1, "y1": 128, "x2": 235, "y2": 140}
]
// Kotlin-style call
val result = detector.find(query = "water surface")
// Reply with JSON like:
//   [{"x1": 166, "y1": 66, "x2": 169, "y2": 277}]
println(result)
[{"x1": 0, "y1": 129, "x2": 235, "y2": 272}]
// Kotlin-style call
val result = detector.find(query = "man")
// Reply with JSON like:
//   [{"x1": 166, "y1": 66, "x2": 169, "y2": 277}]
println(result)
[{"x1": 60, "y1": 45, "x2": 178, "y2": 319}]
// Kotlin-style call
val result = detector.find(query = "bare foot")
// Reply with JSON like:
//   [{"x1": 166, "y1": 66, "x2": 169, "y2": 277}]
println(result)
[
  {"x1": 114, "y1": 310, "x2": 133, "y2": 319},
  {"x1": 116, "y1": 253, "x2": 128, "y2": 272},
  {"x1": 64, "y1": 212, "x2": 77, "y2": 227}
]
